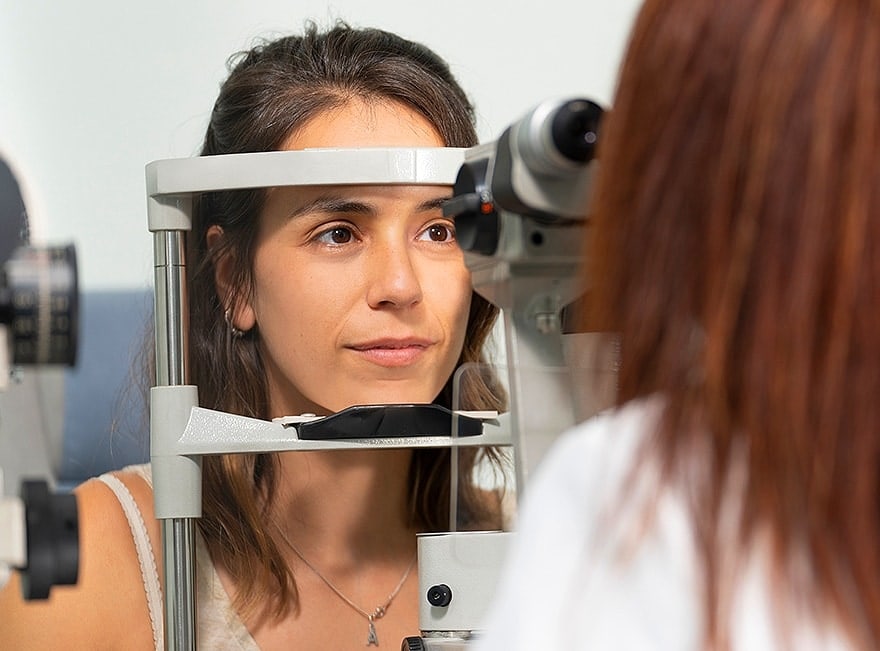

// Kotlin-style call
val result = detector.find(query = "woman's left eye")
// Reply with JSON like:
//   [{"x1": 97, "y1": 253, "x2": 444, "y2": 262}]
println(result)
[{"x1": 418, "y1": 223, "x2": 456, "y2": 243}]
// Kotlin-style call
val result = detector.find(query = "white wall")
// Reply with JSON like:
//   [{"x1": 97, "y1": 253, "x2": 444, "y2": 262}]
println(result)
[{"x1": 0, "y1": 0, "x2": 641, "y2": 291}]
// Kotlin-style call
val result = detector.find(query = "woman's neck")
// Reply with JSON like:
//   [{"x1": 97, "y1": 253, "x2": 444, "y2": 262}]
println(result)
[{"x1": 270, "y1": 448, "x2": 417, "y2": 569}]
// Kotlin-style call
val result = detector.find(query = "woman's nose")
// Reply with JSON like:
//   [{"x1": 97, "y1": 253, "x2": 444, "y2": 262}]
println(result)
[{"x1": 365, "y1": 241, "x2": 423, "y2": 309}]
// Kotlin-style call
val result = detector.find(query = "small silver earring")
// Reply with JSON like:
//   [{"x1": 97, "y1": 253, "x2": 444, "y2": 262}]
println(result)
[{"x1": 224, "y1": 308, "x2": 244, "y2": 338}]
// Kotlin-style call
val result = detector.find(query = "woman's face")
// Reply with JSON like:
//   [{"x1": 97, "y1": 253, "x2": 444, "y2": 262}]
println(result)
[{"x1": 231, "y1": 99, "x2": 472, "y2": 417}]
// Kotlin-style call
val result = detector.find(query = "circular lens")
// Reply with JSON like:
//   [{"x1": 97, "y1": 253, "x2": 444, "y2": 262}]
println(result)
[{"x1": 550, "y1": 99, "x2": 603, "y2": 163}]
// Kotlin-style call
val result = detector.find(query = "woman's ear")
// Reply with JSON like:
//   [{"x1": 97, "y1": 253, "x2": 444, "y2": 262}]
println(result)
[{"x1": 206, "y1": 225, "x2": 256, "y2": 332}]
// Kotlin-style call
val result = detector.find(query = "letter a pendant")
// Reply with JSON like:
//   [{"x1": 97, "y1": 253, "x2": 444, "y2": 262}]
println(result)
[{"x1": 366, "y1": 616, "x2": 379, "y2": 646}]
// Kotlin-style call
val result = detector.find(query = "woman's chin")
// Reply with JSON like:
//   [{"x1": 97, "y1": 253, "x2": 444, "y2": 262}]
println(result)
[{"x1": 331, "y1": 389, "x2": 439, "y2": 411}]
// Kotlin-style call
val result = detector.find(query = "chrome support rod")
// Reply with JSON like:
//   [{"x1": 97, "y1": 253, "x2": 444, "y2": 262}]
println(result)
[
  {"x1": 161, "y1": 519, "x2": 197, "y2": 651},
  {"x1": 153, "y1": 230, "x2": 197, "y2": 650},
  {"x1": 153, "y1": 231, "x2": 188, "y2": 387}
]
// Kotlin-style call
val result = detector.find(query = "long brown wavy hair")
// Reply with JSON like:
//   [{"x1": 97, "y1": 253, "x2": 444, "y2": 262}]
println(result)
[
  {"x1": 186, "y1": 22, "x2": 507, "y2": 619},
  {"x1": 586, "y1": 0, "x2": 880, "y2": 648}
]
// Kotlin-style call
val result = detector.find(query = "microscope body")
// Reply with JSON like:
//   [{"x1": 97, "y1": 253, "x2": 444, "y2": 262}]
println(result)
[
  {"x1": 0, "y1": 157, "x2": 80, "y2": 601},
  {"x1": 408, "y1": 98, "x2": 605, "y2": 649}
]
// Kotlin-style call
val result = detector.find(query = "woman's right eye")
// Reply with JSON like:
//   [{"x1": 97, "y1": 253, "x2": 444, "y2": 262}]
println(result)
[{"x1": 314, "y1": 226, "x2": 354, "y2": 245}]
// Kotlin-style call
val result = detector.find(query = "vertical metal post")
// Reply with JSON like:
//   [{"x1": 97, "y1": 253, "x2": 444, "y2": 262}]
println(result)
[
  {"x1": 502, "y1": 296, "x2": 576, "y2": 497},
  {"x1": 153, "y1": 230, "x2": 197, "y2": 650},
  {"x1": 161, "y1": 519, "x2": 197, "y2": 650}
]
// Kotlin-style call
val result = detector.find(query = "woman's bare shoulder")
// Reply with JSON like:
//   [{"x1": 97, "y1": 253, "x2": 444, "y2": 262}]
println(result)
[{"x1": 0, "y1": 470, "x2": 160, "y2": 650}]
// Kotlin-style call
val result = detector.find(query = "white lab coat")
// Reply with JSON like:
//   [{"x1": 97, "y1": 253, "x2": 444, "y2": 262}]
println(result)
[{"x1": 474, "y1": 398, "x2": 851, "y2": 651}]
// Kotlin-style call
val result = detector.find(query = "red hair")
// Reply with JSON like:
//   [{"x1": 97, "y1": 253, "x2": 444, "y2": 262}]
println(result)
[{"x1": 587, "y1": 0, "x2": 880, "y2": 647}]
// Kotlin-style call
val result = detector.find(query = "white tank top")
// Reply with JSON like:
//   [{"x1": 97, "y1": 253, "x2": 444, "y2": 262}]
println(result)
[{"x1": 98, "y1": 464, "x2": 260, "y2": 650}]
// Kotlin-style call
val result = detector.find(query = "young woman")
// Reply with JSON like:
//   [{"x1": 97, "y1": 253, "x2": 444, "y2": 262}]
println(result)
[
  {"x1": 476, "y1": 0, "x2": 880, "y2": 649},
  {"x1": 0, "y1": 22, "x2": 506, "y2": 650}
]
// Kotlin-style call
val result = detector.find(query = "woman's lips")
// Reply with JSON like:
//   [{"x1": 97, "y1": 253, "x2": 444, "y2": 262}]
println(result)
[{"x1": 347, "y1": 338, "x2": 433, "y2": 367}]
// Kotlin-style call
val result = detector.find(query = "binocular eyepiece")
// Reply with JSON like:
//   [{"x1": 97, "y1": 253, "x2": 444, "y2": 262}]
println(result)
[
  {"x1": 514, "y1": 97, "x2": 603, "y2": 174},
  {"x1": 444, "y1": 97, "x2": 604, "y2": 257},
  {"x1": 0, "y1": 159, "x2": 78, "y2": 369}
]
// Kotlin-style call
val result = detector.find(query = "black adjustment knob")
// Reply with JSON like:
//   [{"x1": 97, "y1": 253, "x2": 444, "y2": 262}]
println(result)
[
  {"x1": 401, "y1": 637, "x2": 427, "y2": 651},
  {"x1": 426, "y1": 583, "x2": 453, "y2": 608},
  {"x1": 19, "y1": 479, "x2": 79, "y2": 600}
]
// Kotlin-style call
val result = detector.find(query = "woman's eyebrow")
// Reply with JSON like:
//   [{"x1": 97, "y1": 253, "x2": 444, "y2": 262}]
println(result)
[
  {"x1": 286, "y1": 193, "x2": 452, "y2": 220},
  {"x1": 419, "y1": 196, "x2": 452, "y2": 213},
  {"x1": 286, "y1": 195, "x2": 373, "y2": 220}
]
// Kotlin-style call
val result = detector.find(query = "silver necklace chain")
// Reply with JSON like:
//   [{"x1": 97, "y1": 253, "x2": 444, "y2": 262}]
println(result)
[{"x1": 273, "y1": 521, "x2": 417, "y2": 647}]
